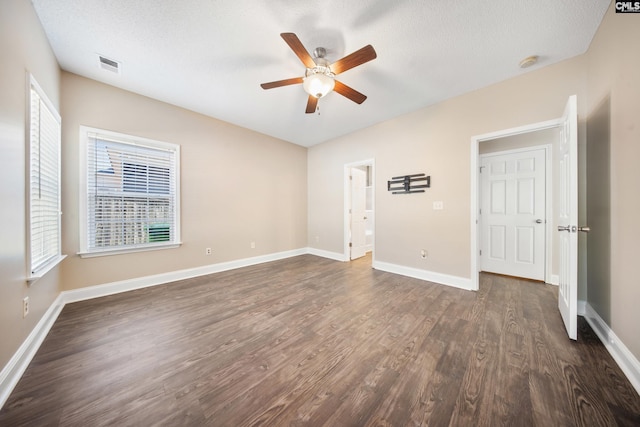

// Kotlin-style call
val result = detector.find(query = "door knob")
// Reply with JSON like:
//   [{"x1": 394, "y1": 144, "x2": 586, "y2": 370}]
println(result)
[
  {"x1": 557, "y1": 225, "x2": 571, "y2": 232},
  {"x1": 535, "y1": 219, "x2": 543, "y2": 224},
  {"x1": 578, "y1": 226, "x2": 590, "y2": 233}
]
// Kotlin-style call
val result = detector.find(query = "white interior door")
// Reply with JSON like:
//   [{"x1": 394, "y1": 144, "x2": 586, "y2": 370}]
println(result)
[
  {"x1": 350, "y1": 167, "x2": 367, "y2": 260},
  {"x1": 480, "y1": 148, "x2": 546, "y2": 281},
  {"x1": 557, "y1": 95, "x2": 578, "y2": 340}
]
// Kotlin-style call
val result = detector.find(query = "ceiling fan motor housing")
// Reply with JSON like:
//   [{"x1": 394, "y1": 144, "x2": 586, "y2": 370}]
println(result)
[{"x1": 313, "y1": 47, "x2": 327, "y2": 59}]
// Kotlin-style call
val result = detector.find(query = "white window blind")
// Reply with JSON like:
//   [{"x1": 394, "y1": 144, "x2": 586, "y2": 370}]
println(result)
[
  {"x1": 29, "y1": 80, "x2": 62, "y2": 277},
  {"x1": 81, "y1": 129, "x2": 180, "y2": 255}
]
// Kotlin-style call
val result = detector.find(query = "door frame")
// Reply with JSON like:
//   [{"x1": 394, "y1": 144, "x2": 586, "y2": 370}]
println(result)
[
  {"x1": 478, "y1": 145, "x2": 553, "y2": 282},
  {"x1": 344, "y1": 159, "x2": 375, "y2": 262},
  {"x1": 470, "y1": 119, "x2": 560, "y2": 291}
]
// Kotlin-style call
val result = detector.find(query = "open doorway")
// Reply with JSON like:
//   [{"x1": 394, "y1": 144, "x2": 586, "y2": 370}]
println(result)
[
  {"x1": 344, "y1": 159, "x2": 374, "y2": 262},
  {"x1": 470, "y1": 119, "x2": 561, "y2": 291},
  {"x1": 471, "y1": 96, "x2": 580, "y2": 340}
]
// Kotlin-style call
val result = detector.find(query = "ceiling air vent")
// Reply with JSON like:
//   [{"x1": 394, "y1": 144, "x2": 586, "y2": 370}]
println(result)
[{"x1": 98, "y1": 55, "x2": 121, "y2": 74}]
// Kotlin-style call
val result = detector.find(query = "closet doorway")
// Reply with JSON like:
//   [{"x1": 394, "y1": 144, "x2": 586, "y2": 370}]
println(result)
[{"x1": 479, "y1": 146, "x2": 550, "y2": 281}]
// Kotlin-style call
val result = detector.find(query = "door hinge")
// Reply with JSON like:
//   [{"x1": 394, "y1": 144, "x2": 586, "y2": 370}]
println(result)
[
  {"x1": 349, "y1": 175, "x2": 353, "y2": 180},
  {"x1": 479, "y1": 166, "x2": 485, "y2": 173},
  {"x1": 349, "y1": 242, "x2": 352, "y2": 247},
  {"x1": 479, "y1": 249, "x2": 482, "y2": 256}
]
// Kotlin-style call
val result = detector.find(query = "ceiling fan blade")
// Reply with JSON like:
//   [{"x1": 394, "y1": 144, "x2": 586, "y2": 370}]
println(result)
[
  {"x1": 281, "y1": 33, "x2": 316, "y2": 68},
  {"x1": 305, "y1": 95, "x2": 318, "y2": 114},
  {"x1": 330, "y1": 45, "x2": 377, "y2": 75},
  {"x1": 333, "y1": 80, "x2": 367, "y2": 104},
  {"x1": 260, "y1": 77, "x2": 304, "y2": 90}
]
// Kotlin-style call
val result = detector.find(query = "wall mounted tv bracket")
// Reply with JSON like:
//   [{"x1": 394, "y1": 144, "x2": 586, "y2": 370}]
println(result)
[{"x1": 387, "y1": 173, "x2": 430, "y2": 194}]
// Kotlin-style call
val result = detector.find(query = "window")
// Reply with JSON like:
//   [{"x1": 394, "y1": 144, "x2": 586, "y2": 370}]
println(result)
[
  {"x1": 28, "y1": 76, "x2": 63, "y2": 280},
  {"x1": 79, "y1": 127, "x2": 180, "y2": 256}
]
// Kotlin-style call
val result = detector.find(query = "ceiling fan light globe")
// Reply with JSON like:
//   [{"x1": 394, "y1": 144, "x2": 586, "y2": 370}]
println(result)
[{"x1": 303, "y1": 73, "x2": 335, "y2": 98}]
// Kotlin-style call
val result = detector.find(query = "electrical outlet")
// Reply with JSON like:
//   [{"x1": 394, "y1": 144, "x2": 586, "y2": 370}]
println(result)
[
  {"x1": 433, "y1": 201, "x2": 444, "y2": 210},
  {"x1": 421, "y1": 249, "x2": 428, "y2": 259},
  {"x1": 23, "y1": 296, "x2": 29, "y2": 318},
  {"x1": 205, "y1": 247, "x2": 212, "y2": 255},
  {"x1": 250, "y1": 241, "x2": 256, "y2": 249}
]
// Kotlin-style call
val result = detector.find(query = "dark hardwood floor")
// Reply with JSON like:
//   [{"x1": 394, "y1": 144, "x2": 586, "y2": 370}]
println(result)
[{"x1": 1, "y1": 254, "x2": 638, "y2": 426}]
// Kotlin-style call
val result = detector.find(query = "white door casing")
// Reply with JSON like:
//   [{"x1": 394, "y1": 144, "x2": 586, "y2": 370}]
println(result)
[
  {"x1": 350, "y1": 167, "x2": 367, "y2": 260},
  {"x1": 480, "y1": 148, "x2": 546, "y2": 281},
  {"x1": 557, "y1": 95, "x2": 578, "y2": 340}
]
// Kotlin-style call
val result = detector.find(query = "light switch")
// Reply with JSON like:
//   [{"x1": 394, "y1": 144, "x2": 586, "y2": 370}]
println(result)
[{"x1": 433, "y1": 201, "x2": 444, "y2": 210}]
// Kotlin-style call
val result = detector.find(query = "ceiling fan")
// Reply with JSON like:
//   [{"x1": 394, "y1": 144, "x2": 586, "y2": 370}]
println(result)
[{"x1": 260, "y1": 33, "x2": 377, "y2": 114}]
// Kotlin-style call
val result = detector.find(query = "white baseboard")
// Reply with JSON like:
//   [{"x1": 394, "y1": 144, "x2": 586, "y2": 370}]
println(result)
[
  {"x1": 583, "y1": 303, "x2": 640, "y2": 396},
  {"x1": 548, "y1": 274, "x2": 559, "y2": 286},
  {"x1": 306, "y1": 247, "x2": 348, "y2": 262},
  {"x1": 62, "y1": 248, "x2": 308, "y2": 304},
  {"x1": 0, "y1": 294, "x2": 65, "y2": 409},
  {"x1": 372, "y1": 260, "x2": 473, "y2": 291}
]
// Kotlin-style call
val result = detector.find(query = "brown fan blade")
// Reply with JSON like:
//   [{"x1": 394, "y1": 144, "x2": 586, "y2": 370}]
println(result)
[
  {"x1": 333, "y1": 80, "x2": 367, "y2": 104},
  {"x1": 260, "y1": 77, "x2": 304, "y2": 90},
  {"x1": 330, "y1": 45, "x2": 377, "y2": 75},
  {"x1": 305, "y1": 95, "x2": 318, "y2": 114},
  {"x1": 281, "y1": 33, "x2": 316, "y2": 68}
]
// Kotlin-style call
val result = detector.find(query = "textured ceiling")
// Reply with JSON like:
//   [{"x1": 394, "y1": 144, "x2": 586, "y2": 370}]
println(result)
[{"x1": 31, "y1": 0, "x2": 610, "y2": 147}]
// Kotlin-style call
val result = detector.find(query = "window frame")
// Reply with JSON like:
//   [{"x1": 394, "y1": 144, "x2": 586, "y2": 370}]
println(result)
[
  {"x1": 27, "y1": 75, "x2": 65, "y2": 282},
  {"x1": 78, "y1": 126, "x2": 181, "y2": 258}
]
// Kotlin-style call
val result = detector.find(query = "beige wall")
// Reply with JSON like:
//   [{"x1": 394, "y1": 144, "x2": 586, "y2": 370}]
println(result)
[
  {"x1": 308, "y1": 55, "x2": 587, "y2": 282},
  {"x1": 60, "y1": 72, "x2": 308, "y2": 290},
  {"x1": 0, "y1": 0, "x2": 62, "y2": 369},
  {"x1": 586, "y1": 5, "x2": 640, "y2": 358}
]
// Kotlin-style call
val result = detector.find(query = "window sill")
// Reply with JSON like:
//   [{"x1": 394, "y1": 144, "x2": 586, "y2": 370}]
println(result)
[
  {"x1": 78, "y1": 242, "x2": 182, "y2": 258},
  {"x1": 28, "y1": 254, "x2": 67, "y2": 284}
]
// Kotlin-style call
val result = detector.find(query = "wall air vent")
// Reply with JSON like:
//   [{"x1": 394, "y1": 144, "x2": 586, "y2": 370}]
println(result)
[{"x1": 98, "y1": 55, "x2": 121, "y2": 74}]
